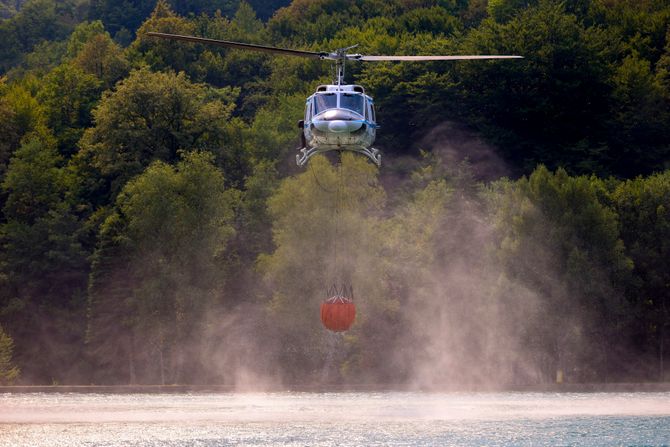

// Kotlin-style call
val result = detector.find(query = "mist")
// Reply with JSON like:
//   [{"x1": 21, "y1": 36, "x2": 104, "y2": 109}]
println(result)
[
  {"x1": 228, "y1": 121, "x2": 625, "y2": 390},
  {"x1": 15, "y1": 123, "x2": 637, "y2": 390}
]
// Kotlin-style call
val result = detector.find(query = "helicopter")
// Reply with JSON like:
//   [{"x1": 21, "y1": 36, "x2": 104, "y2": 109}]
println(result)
[{"x1": 147, "y1": 32, "x2": 522, "y2": 167}]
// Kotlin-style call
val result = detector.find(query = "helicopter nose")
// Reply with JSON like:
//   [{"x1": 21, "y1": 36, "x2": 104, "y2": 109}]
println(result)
[{"x1": 328, "y1": 120, "x2": 349, "y2": 133}]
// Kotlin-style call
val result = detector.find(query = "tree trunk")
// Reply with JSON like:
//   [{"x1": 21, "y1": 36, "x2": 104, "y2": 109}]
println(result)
[
  {"x1": 661, "y1": 296, "x2": 667, "y2": 382},
  {"x1": 128, "y1": 333, "x2": 136, "y2": 385},
  {"x1": 159, "y1": 348, "x2": 165, "y2": 385},
  {"x1": 660, "y1": 322, "x2": 665, "y2": 382}
]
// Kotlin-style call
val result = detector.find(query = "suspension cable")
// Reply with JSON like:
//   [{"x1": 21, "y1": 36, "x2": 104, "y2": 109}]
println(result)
[{"x1": 309, "y1": 160, "x2": 336, "y2": 193}]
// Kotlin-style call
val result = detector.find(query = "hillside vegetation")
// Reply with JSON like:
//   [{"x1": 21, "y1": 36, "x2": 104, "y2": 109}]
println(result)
[{"x1": 0, "y1": 0, "x2": 669, "y2": 386}]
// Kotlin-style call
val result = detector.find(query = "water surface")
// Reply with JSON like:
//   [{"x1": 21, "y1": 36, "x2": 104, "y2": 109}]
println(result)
[{"x1": 1, "y1": 391, "x2": 669, "y2": 446}]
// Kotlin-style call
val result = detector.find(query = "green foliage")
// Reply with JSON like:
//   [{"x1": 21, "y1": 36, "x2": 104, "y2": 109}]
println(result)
[
  {"x1": 0, "y1": 325, "x2": 19, "y2": 384},
  {"x1": 66, "y1": 21, "x2": 107, "y2": 58},
  {"x1": 1, "y1": 0, "x2": 670, "y2": 385},
  {"x1": 77, "y1": 67, "x2": 239, "y2": 201},
  {"x1": 88, "y1": 0, "x2": 158, "y2": 40},
  {"x1": 268, "y1": 0, "x2": 398, "y2": 43},
  {"x1": 228, "y1": 1, "x2": 264, "y2": 42},
  {"x1": 356, "y1": 32, "x2": 459, "y2": 150},
  {"x1": 0, "y1": 135, "x2": 88, "y2": 383},
  {"x1": 489, "y1": 166, "x2": 634, "y2": 379},
  {"x1": 120, "y1": 152, "x2": 237, "y2": 259},
  {"x1": 487, "y1": 0, "x2": 535, "y2": 23},
  {"x1": 7, "y1": 40, "x2": 68, "y2": 78},
  {"x1": 588, "y1": 0, "x2": 670, "y2": 61},
  {"x1": 244, "y1": 93, "x2": 305, "y2": 162},
  {"x1": 246, "y1": 0, "x2": 291, "y2": 21},
  {"x1": 38, "y1": 64, "x2": 103, "y2": 156},
  {"x1": 0, "y1": 80, "x2": 49, "y2": 179},
  {"x1": 2, "y1": 137, "x2": 64, "y2": 223},
  {"x1": 236, "y1": 159, "x2": 279, "y2": 261},
  {"x1": 130, "y1": 1, "x2": 199, "y2": 74},
  {"x1": 73, "y1": 33, "x2": 130, "y2": 88},
  {"x1": 87, "y1": 151, "x2": 238, "y2": 383},
  {"x1": 0, "y1": 0, "x2": 75, "y2": 72},
  {"x1": 457, "y1": 2, "x2": 616, "y2": 173},
  {"x1": 608, "y1": 54, "x2": 670, "y2": 174},
  {"x1": 611, "y1": 171, "x2": 670, "y2": 379},
  {"x1": 171, "y1": 0, "x2": 239, "y2": 18}
]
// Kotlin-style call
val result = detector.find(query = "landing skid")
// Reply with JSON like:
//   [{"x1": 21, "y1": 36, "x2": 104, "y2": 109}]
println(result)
[{"x1": 296, "y1": 146, "x2": 381, "y2": 166}]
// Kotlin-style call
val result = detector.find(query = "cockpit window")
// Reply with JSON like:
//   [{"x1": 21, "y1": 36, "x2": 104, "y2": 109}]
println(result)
[
  {"x1": 340, "y1": 93, "x2": 365, "y2": 115},
  {"x1": 314, "y1": 93, "x2": 337, "y2": 114}
]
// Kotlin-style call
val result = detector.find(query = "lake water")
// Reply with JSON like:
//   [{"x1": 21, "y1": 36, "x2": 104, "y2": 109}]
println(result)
[{"x1": 1, "y1": 391, "x2": 669, "y2": 446}]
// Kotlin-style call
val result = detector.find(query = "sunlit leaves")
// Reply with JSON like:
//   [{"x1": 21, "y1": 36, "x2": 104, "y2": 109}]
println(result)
[
  {"x1": 73, "y1": 33, "x2": 130, "y2": 88},
  {"x1": 78, "y1": 68, "x2": 238, "y2": 199},
  {"x1": 38, "y1": 64, "x2": 103, "y2": 156}
]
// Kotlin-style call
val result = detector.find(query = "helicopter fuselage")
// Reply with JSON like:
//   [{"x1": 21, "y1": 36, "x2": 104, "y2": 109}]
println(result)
[{"x1": 297, "y1": 84, "x2": 381, "y2": 166}]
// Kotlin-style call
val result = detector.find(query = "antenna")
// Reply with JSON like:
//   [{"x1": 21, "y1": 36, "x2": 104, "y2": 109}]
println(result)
[
  {"x1": 331, "y1": 45, "x2": 358, "y2": 86},
  {"x1": 335, "y1": 58, "x2": 344, "y2": 86}
]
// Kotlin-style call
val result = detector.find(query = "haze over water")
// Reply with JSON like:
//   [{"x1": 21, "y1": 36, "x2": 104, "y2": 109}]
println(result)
[{"x1": 1, "y1": 391, "x2": 670, "y2": 446}]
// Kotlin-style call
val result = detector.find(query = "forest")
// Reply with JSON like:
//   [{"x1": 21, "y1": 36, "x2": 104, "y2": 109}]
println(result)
[{"x1": 0, "y1": 0, "x2": 669, "y2": 387}]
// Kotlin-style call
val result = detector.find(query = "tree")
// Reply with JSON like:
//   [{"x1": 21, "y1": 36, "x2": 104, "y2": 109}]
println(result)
[
  {"x1": 0, "y1": 0, "x2": 74, "y2": 72},
  {"x1": 488, "y1": 166, "x2": 633, "y2": 381},
  {"x1": 73, "y1": 33, "x2": 129, "y2": 88},
  {"x1": 0, "y1": 135, "x2": 89, "y2": 383},
  {"x1": 246, "y1": 0, "x2": 291, "y2": 21},
  {"x1": 487, "y1": 0, "x2": 536, "y2": 23},
  {"x1": 130, "y1": 0, "x2": 199, "y2": 75},
  {"x1": 608, "y1": 54, "x2": 670, "y2": 176},
  {"x1": 0, "y1": 325, "x2": 19, "y2": 384},
  {"x1": 0, "y1": 80, "x2": 48, "y2": 180},
  {"x1": 379, "y1": 159, "x2": 548, "y2": 387},
  {"x1": 611, "y1": 171, "x2": 670, "y2": 380},
  {"x1": 76, "y1": 67, "x2": 239, "y2": 204},
  {"x1": 457, "y1": 1, "x2": 617, "y2": 174},
  {"x1": 88, "y1": 0, "x2": 157, "y2": 40},
  {"x1": 66, "y1": 21, "x2": 107, "y2": 59},
  {"x1": 227, "y1": 1, "x2": 264, "y2": 42},
  {"x1": 38, "y1": 64, "x2": 103, "y2": 156},
  {"x1": 87, "y1": 152, "x2": 238, "y2": 384},
  {"x1": 170, "y1": 0, "x2": 238, "y2": 18},
  {"x1": 7, "y1": 40, "x2": 68, "y2": 78},
  {"x1": 267, "y1": 0, "x2": 398, "y2": 43}
]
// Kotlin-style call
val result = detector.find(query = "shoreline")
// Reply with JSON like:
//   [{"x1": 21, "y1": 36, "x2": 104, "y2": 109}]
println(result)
[{"x1": 1, "y1": 382, "x2": 670, "y2": 393}]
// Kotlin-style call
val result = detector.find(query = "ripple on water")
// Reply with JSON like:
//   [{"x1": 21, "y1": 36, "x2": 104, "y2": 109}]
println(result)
[{"x1": 1, "y1": 392, "x2": 669, "y2": 446}]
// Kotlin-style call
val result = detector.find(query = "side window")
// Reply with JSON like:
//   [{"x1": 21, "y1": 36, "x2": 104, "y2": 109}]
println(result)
[
  {"x1": 370, "y1": 103, "x2": 376, "y2": 122},
  {"x1": 305, "y1": 100, "x2": 311, "y2": 121}
]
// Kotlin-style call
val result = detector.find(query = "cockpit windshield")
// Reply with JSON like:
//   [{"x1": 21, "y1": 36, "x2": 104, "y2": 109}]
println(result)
[
  {"x1": 314, "y1": 93, "x2": 337, "y2": 114},
  {"x1": 340, "y1": 93, "x2": 365, "y2": 115}
]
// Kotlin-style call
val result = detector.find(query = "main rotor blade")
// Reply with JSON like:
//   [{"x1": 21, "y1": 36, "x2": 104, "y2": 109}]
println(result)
[
  {"x1": 147, "y1": 32, "x2": 325, "y2": 59},
  {"x1": 352, "y1": 55, "x2": 523, "y2": 61}
]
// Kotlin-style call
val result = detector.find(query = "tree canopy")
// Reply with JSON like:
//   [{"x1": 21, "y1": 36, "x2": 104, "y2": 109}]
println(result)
[{"x1": 0, "y1": 0, "x2": 669, "y2": 386}]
